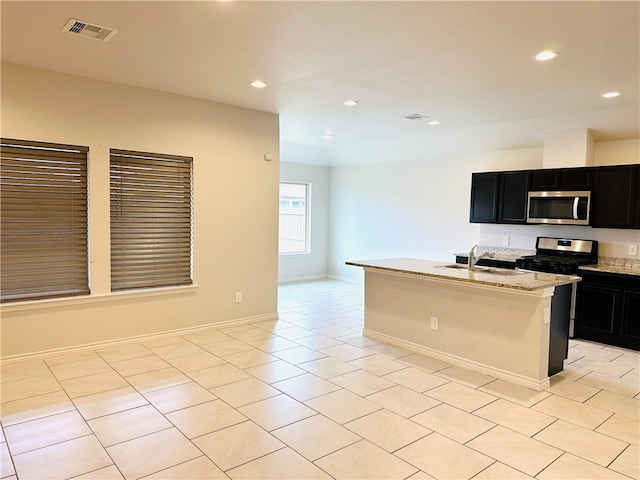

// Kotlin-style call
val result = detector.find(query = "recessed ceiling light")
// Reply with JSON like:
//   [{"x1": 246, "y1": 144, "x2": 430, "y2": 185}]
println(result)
[
  {"x1": 427, "y1": 120, "x2": 440, "y2": 126},
  {"x1": 534, "y1": 50, "x2": 559, "y2": 61},
  {"x1": 343, "y1": 100, "x2": 359, "y2": 106},
  {"x1": 323, "y1": 131, "x2": 334, "y2": 140},
  {"x1": 601, "y1": 91, "x2": 621, "y2": 98},
  {"x1": 250, "y1": 80, "x2": 266, "y2": 88}
]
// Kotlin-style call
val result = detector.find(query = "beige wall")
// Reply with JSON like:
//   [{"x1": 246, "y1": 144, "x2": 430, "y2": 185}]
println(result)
[
  {"x1": 594, "y1": 139, "x2": 640, "y2": 166},
  {"x1": 1, "y1": 63, "x2": 280, "y2": 359}
]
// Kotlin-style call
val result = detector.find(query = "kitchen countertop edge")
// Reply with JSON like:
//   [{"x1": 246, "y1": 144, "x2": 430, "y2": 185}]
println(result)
[{"x1": 346, "y1": 258, "x2": 580, "y2": 292}]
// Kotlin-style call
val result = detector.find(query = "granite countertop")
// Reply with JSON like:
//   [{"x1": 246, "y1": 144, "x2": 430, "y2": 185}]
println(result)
[
  {"x1": 579, "y1": 257, "x2": 640, "y2": 277},
  {"x1": 346, "y1": 258, "x2": 580, "y2": 292}
]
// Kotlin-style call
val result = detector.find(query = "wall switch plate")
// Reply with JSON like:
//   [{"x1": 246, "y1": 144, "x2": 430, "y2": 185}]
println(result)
[
  {"x1": 502, "y1": 236, "x2": 510, "y2": 246},
  {"x1": 430, "y1": 316, "x2": 439, "y2": 331},
  {"x1": 235, "y1": 291, "x2": 243, "y2": 303},
  {"x1": 629, "y1": 244, "x2": 638, "y2": 256}
]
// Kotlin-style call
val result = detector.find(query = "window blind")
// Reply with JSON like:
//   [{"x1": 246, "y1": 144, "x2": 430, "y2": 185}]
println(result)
[
  {"x1": 1, "y1": 138, "x2": 89, "y2": 303},
  {"x1": 110, "y1": 149, "x2": 193, "y2": 291}
]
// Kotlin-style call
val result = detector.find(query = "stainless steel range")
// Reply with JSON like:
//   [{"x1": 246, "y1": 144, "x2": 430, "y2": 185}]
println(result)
[
  {"x1": 516, "y1": 237, "x2": 598, "y2": 274},
  {"x1": 516, "y1": 236, "x2": 598, "y2": 339}
]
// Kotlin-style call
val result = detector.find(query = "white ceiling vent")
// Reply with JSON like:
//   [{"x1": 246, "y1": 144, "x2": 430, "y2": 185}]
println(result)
[
  {"x1": 402, "y1": 113, "x2": 429, "y2": 121},
  {"x1": 62, "y1": 18, "x2": 118, "y2": 42}
]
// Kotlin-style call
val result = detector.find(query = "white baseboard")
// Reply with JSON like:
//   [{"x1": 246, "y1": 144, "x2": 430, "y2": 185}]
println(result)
[
  {"x1": 363, "y1": 328, "x2": 550, "y2": 391},
  {"x1": 1, "y1": 313, "x2": 279, "y2": 364},
  {"x1": 277, "y1": 274, "x2": 363, "y2": 285},
  {"x1": 278, "y1": 274, "x2": 328, "y2": 284},
  {"x1": 327, "y1": 274, "x2": 363, "y2": 284}
]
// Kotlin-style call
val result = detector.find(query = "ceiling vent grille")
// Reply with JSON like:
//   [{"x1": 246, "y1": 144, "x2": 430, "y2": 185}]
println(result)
[
  {"x1": 402, "y1": 114, "x2": 429, "y2": 121},
  {"x1": 62, "y1": 18, "x2": 118, "y2": 42}
]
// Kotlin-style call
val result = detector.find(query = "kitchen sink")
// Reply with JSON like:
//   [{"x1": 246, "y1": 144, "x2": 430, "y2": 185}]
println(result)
[
  {"x1": 437, "y1": 264, "x2": 527, "y2": 276},
  {"x1": 438, "y1": 264, "x2": 469, "y2": 270}
]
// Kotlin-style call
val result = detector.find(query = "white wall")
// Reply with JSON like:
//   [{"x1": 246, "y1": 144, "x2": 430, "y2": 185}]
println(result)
[
  {"x1": 1, "y1": 63, "x2": 280, "y2": 358},
  {"x1": 329, "y1": 139, "x2": 640, "y2": 281},
  {"x1": 278, "y1": 160, "x2": 331, "y2": 283}
]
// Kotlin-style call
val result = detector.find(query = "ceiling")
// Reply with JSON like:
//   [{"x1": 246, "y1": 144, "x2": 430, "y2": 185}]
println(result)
[{"x1": 2, "y1": 1, "x2": 639, "y2": 164}]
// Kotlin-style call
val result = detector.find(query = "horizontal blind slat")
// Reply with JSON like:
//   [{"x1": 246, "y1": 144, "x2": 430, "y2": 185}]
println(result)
[
  {"x1": 110, "y1": 149, "x2": 193, "y2": 292},
  {"x1": 1, "y1": 138, "x2": 89, "y2": 153},
  {"x1": 1, "y1": 140, "x2": 89, "y2": 303}
]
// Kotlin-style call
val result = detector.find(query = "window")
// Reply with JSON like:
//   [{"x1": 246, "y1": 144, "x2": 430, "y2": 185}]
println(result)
[
  {"x1": 110, "y1": 149, "x2": 193, "y2": 291},
  {"x1": 1, "y1": 138, "x2": 89, "y2": 303},
  {"x1": 278, "y1": 182, "x2": 310, "y2": 254}
]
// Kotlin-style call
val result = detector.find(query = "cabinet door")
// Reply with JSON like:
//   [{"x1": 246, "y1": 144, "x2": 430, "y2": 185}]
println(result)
[
  {"x1": 635, "y1": 165, "x2": 640, "y2": 228},
  {"x1": 499, "y1": 171, "x2": 529, "y2": 224},
  {"x1": 621, "y1": 290, "x2": 640, "y2": 350},
  {"x1": 530, "y1": 169, "x2": 561, "y2": 191},
  {"x1": 470, "y1": 173, "x2": 499, "y2": 223},
  {"x1": 561, "y1": 167, "x2": 593, "y2": 190},
  {"x1": 575, "y1": 282, "x2": 619, "y2": 344},
  {"x1": 591, "y1": 165, "x2": 637, "y2": 228}
]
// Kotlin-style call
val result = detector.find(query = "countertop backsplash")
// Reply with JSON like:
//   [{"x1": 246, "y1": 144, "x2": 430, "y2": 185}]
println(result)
[
  {"x1": 454, "y1": 246, "x2": 640, "y2": 277},
  {"x1": 454, "y1": 246, "x2": 535, "y2": 261}
]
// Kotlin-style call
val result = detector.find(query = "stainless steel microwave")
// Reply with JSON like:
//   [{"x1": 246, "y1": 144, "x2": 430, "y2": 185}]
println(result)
[{"x1": 527, "y1": 191, "x2": 591, "y2": 225}]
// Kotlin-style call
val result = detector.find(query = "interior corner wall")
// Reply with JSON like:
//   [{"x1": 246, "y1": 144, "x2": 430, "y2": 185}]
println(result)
[
  {"x1": 278, "y1": 161, "x2": 331, "y2": 283},
  {"x1": 0, "y1": 62, "x2": 280, "y2": 359}
]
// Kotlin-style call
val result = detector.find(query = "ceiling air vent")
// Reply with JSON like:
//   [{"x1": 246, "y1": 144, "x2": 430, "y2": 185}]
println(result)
[
  {"x1": 402, "y1": 114, "x2": 429, "y2": 121},
  {"x1": 62, "y1": 18, "x2": 118, "y2": 42}
]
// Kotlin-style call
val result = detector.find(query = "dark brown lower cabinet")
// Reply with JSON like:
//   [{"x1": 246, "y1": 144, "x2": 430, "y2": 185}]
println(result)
[
  {"x1": 575, "y1": 271, "x2": 640, "y2": 350},
  {"x1": 622, "y1": 290, "x2": 640, "y2": 347}
]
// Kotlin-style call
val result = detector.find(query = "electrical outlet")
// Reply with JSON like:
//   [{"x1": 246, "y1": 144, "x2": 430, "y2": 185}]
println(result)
[
  {"x1": 430, "y1": 316, "x2": 439, "y2": 331},
  {"x1": 502, "y1": 236, "x2": 510, "y2": 246},
  {"x1": 235, "y1": 291, "x2": 243, "y2": 303},
  {"x1": 629, "y1": 244, "x2": 638, "y2": 256}
]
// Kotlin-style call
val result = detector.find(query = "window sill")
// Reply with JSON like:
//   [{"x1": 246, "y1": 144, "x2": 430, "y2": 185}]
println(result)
[
  {"x1": 279, "y1": 252, "x2": 312, "y2": 257},
  {"x1": 0, "y1": 285, "x2": 199, "y2": 313}
]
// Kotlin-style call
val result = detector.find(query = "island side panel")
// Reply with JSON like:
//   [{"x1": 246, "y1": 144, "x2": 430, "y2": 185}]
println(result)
[{"x1": 362, "y1": 269, "x2": 555, "y2": 389}]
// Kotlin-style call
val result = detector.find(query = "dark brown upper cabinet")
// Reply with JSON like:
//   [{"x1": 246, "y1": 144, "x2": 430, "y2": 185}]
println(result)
[
  {"x1": 530, "y1": 167, "x2": 593, "y2": 191},
  {"x1": 470, "y1": 172, "x2": 500, "y2": 223},
  {"x1": 591, "y1": 165, "x2": 637, "y2": 229},
  {"x1": 470, "y1": 164, "x2": 638, "y2": 229},
  {"x1": 470, "y1": 171, "x2": 529, "y2": 224},
  {"x1": 530, "y1": 169, "x2": 561, "y2": 190},
  {"x1": 498, "y1": 171, "x2": 530, "y2": 224},
  {"x1": 635, "y1": 165, "x2": 640, "y2": 228}
]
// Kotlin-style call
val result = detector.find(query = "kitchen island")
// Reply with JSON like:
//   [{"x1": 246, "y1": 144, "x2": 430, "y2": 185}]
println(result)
[{"x1": 347, "y1": 258, "x2": 581, "y2": 390}]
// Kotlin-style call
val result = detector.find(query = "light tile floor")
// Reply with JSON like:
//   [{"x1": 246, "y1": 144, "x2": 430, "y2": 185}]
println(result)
[{"x1": 1, "y1": 279, "x2": 639, "y2": 480}]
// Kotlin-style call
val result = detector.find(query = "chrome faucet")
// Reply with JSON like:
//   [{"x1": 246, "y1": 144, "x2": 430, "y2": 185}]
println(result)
[{"x1": 468, "y1": 245, "x2": 494, "y2": 271}]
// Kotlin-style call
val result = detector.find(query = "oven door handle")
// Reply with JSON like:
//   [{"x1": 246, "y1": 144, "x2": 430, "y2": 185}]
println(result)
[{"x1": 572, "y1": 197, "x2": 579, "y2": 220}]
